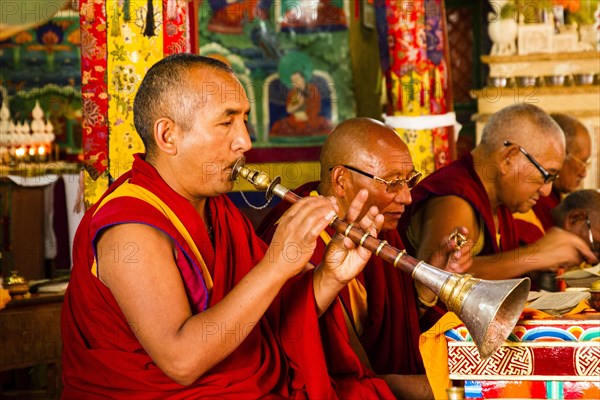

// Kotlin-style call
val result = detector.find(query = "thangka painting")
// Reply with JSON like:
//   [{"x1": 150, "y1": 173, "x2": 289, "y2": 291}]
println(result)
[{"x1": 199, "y1": 0, "x2": 355, "y2": 162}]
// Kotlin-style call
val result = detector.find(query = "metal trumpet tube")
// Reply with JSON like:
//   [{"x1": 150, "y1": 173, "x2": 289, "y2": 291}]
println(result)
[{"x1": 232, "y1": 158, "x2": 530, "y2": 359}]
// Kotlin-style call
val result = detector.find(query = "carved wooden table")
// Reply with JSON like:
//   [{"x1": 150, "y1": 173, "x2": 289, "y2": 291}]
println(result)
[{"x1": 445, "y1": 313, "x2": 600, "y2": 399}]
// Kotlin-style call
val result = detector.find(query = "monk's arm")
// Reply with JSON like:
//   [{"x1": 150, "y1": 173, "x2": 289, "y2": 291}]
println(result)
[
  {"x1": 470, "y1": 228, "x2": 598, "y2": 279},
  {"x1": 415, "y1": 196, "x2": 480, "y2": 264},
  {"x1": 97, "y1": 196, "x2": 339, "y2": 386},
  {"x1": 416, "y1": 196, "x2": 598, "y2": 280},
  {"x1": 411, "y1": 196, "x2": 479, "y2": 303},
  {"x1": 379, "y1": 374, "x2": 434, "y2": 400},
  {"x1": 416, "y1": 195, "x2": 549, "y2": 279}
]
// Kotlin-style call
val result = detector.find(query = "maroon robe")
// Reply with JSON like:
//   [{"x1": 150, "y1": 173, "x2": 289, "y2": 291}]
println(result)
[
  {"x1": 62, "y1": 155, "x2": 393, "y2": 399},
  {"x1": 258, "y1": 181, "x2": 425, "y2": 376},
  {"x1": 534, "y1": 188, "x2": 561, "y2": 231}
]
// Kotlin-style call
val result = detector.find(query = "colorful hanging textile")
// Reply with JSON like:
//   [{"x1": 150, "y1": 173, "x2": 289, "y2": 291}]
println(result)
[
  {"x1": 163, "y1": 0, "x2": 192, "y2": 54},
  {"x1": 79, "y1": 2, "x2": 108, "y2": 171},
  {"x1": 79, "y1": 0, "x2": 196, "y2": 207},
  {"x1": 380, "y1": 0, "x2": 454, "y2": 176},
  {"x1": 80, "y1": 0, "x2": 110, "y2": 205}
]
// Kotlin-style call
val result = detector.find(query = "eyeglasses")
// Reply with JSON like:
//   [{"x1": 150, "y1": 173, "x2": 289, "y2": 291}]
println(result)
[
  {"x1": 332, "y1": 165, "x2": 422, "y2": 192},
  {"x1": 585, "y1": 212, "x2": 599, "y2": 254},
  {"x1": 503, "y1": 141, "x2": 559, "y2": 184},
  {"x1": 567, "y1": 153, "x2": 591, "y2": 171}
]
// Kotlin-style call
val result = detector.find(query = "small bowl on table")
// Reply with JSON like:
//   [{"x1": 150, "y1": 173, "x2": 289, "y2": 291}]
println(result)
[
  {"x1": 488, "y1": 76, "x2": 510, "y2": 88},
  {"x1": 544, "y1": 75, "x2": 567, "y2": 87},
  {"x1": 572, "y1": 73, "x2": 596, "y2": 86},
  {"x1": 515, "y1": 76, "x2": 539, "y2": 87},
  {"x1": 3, "y1": 270, "x2": 29, "y2": 297}
]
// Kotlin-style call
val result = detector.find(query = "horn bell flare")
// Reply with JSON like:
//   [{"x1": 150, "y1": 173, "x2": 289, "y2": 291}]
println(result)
[{"x1": 457, "y1": 277, "x2": 530, "y2": 359}]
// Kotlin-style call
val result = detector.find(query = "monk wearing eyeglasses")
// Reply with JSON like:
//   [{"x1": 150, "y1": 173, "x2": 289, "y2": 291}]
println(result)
[
  {"x1": 258, "y1": 117, "x2": 469, "y2": 399},
  {"x1": 515, "y1": 113, "x2": 593, "y2": 244},
  {"x1": 512, "y1": 113, "x2": 594, "y2": 290},
  {"x1": 399, "y1": 103, "x2": 598, "y2": 282}
]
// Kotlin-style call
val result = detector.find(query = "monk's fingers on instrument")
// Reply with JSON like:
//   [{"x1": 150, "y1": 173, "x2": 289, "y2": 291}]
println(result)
[
  {"x1": 372, "y1": 212, "x2": 384, "y2": 236},
  {"x1": 355, "y1": 205, "x2": 378, "y2": 231},
  {"x1": 445, "y1": 260, "x2": 468, "y2": 274},
  {"x1": 280, "y1": 196, "x2": 337, "y2": 227},
  {"x1": 285, "y1": 201, "x2": 339, "y2": 244},
  {"x1": 344, "y1": 189, "x2": 369, "y2": 223}
]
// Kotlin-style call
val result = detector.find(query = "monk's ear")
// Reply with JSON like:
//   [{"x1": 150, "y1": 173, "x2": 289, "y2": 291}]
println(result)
[
  {"x1": 154, "y1": 117, "x2": 177, "y2": 155},
  {"x1": 500, "y1": 143, "x2": 518, "y2": 174},
  {"x1": 564, "y1": 209, "x2": 586, "y2": 230},
  {"x1": 331, "y1": 166, "x2": 348, "y2": 197}
]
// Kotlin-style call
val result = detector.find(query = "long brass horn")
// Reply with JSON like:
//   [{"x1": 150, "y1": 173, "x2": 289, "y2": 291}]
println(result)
[{"x1": 232, "y1": 157, "x2": 530, "y2": 359}]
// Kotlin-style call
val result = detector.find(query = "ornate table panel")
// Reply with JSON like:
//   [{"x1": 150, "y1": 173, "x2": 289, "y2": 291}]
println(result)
[{"x1": 445, "y1": 316, "x2": 600, "y2": 399}]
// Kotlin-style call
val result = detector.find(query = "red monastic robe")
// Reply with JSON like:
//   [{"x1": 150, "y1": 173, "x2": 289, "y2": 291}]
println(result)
[
  {"x1": 258, "y1": 182, "x2": 425, "y2": 377},
  {"x1": 533, "y1": 189, "x2": 561, "y2": 231},
  {"x1": 62, "y1": 155, "x2": 393, "y2": 399}
]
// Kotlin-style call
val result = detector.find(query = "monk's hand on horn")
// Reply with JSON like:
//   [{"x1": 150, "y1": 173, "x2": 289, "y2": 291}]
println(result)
[
  {"x1": 322, "y1": 189, "x2": 383, "y2": 286},
  {"x1": 268, "y1": 195, "x2": 339, "y2": 280},
  {"x1": 427, "y1": 226, "x2": 472, "y2": 274},
  {"x1": 313, "y1": 190, "x2": 383, "y2": 315}
]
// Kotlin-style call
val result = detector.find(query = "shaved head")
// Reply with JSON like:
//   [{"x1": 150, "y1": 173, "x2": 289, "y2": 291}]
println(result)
[
  {"x1": 552, "y1": 189, "x2": 600, "y2": 227},
  {"x1": 550, "y1": 113, "x2": 590, "y2": 154},
  {"x1": 550, "y1": 113, "x2": 592, "y2": 193},
  {"x1": 319, "y1": 117, "x2": 415, "y2": 231},
  {"x1": 133, "y1": 54, "x2": 234, "y2": 159},
  {"x1": 320, "y1": 117, "x2": 410, "y2": 183},
  {"x1": 480, "y1": 103, "x2": 565, "y2": 154}
]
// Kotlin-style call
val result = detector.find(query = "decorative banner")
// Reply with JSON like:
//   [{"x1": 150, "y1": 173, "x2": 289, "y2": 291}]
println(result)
[
  {"x1": 80, "y1": 0, "x2": 110, "y2": 206},
  {"x1": 432, "y1": 126, "x2": 449, "y2": 169},
  {"x1": 381, "y1": 0, "x2": 453, "y2": 176},
  {"x1": 80, "y1": 0, "x2": 195, "y2": 207},
  {"x1": 393, "y1": 128, "x2": 434, "y2": 176},
  {"x1": 163, "y1": 0, "x2": 192, "y2": 54},
  {"x1": 80, "y1": 0, "x2": 108, "y2": 180},
  {"x1": 107, "y1": 0, "x2": 162, "y2": 179}
]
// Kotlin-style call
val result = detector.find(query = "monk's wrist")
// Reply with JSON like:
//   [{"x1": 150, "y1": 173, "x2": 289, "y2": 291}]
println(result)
[
  {"x1": 312, "y1": 265, "x2": 345, "y2": 315},
  {"x1": 314, "y1": 266, "x2": 344, "y2": 291}
]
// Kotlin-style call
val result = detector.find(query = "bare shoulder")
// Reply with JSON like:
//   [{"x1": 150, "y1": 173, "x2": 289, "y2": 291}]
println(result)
[
  {"x1": 419, "y1": 195, "x2": 479, "y2": 247},
  {"x1": 96, "y1": 222, "x2": 172, "y2": 246},
  {"x1": 95, "y1": 223, "x2": 174, "y2": 261},
  {"x1": 411, "y1": 195, "x2": 473, "y2": 224},
  {"x1": 95, "y1": 223, "x2": 177, "y2": 285},
  {"x1": 424, "y1": 195, "x2": 474, "y2": 216}
]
